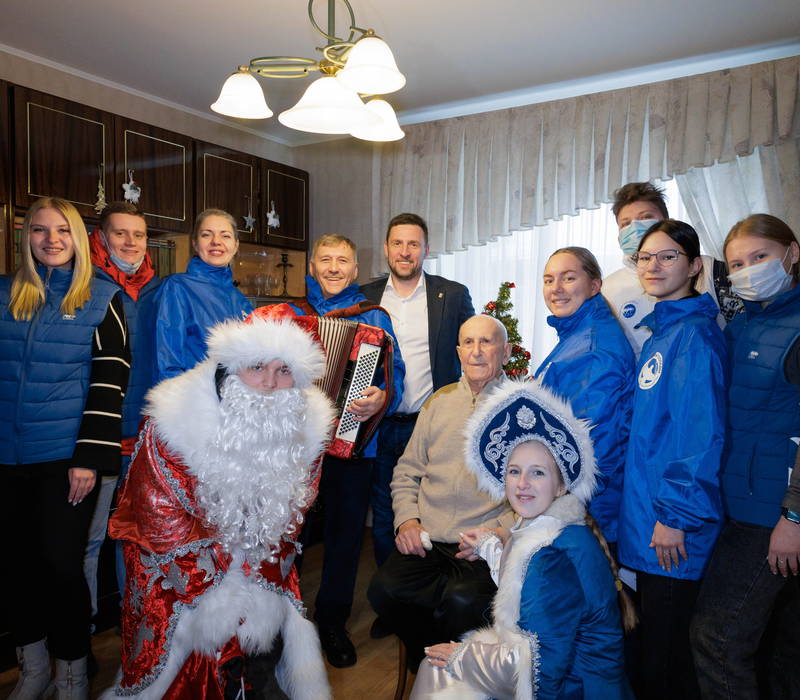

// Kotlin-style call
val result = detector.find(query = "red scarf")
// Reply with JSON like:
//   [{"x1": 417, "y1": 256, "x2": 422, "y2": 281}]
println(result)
[{"x1": 89, "y1": 227, "x2": 155, "y2": 301}]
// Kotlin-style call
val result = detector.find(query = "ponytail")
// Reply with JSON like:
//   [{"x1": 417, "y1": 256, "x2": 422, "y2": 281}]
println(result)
[{"x1": 585, "y1": 513, "x2": 638, "y2": 633}]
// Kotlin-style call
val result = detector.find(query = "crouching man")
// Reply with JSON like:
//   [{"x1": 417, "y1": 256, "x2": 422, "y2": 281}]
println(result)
[{"x1": 103, "y1": 312, "x2": 334, "y2": 700}]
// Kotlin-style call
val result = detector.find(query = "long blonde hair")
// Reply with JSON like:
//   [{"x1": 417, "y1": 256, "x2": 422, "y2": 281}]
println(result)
[{"x1": 9, "y1": 198, "x2": 93, "y2": 320}]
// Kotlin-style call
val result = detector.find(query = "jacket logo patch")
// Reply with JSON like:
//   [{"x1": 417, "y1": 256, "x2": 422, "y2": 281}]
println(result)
[
  {"x1": 622, "y1": 303, "x2": 636, "y2": 319},
  {"x1": 638, "y1": 352, "x2": 663, "y2": 390},
  {"x1": 748, "y1": 350, "x2": 759, "y2": 360},
  {"x1": 62, "y1": 313, "x2": 76, "y2": 320}
]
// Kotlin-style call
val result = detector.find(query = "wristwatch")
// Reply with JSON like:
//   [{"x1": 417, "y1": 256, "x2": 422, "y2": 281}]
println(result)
[{"x1": 781, "y1": 507, "x2": 800, "y2": 525}]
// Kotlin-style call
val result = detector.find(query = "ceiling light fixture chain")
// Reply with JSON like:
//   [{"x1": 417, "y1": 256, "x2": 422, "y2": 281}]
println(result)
[{"x1": 211, "y1": 0, "x2": 406, "y2": 141}]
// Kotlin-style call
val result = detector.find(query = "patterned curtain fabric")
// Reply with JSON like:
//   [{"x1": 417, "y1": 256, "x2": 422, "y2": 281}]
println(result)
[{"x1": 375, "y1": 56, "x2": 800, "y2": 274}]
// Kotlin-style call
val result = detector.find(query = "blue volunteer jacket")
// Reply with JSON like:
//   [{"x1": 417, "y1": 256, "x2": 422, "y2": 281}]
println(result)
[
  {"x1": 535, "y1": 294, "x2": 635, "y2": 542},
  {"x1": 153, "y1": 256, "x2": 253, "y2": 382},
  {"x1": 618, "y1": 293, "x2": 728, "y2": 580},
  {"x1": 289, "y1": 276, "x2": 405, "y2": 458},
  {"x1": 0, "y1": 268, "x2": 119, "y2": 464},
  {"x1": 722, "y1": 283, "x2": 800, "y2": 527}
]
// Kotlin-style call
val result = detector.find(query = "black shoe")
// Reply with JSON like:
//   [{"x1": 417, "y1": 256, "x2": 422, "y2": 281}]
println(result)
[
  {"x1": 318, "y1": 625, "x2": 357, "y2": 668},
  {"x1": 369, "y1": 616, "x2": 393, "y2": 639}
]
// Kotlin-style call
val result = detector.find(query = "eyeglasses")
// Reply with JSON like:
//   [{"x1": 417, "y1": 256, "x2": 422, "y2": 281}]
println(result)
[{"x1": 632, "y1": 249, "x2": 687, "y2": 267}]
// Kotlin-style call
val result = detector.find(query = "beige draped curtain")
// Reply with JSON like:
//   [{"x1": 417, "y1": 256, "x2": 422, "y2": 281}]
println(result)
[{"x1": 376, "y1": 55, "x2": 800, "y2": 274}]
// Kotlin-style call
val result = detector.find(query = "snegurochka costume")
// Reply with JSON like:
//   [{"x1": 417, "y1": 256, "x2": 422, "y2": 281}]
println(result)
[
  {"x1": 104, "y1": 313, "x2": 334, "y2": 699},
  {"x1": 410, "y1": 380, "x2": 632, "y2": 700}
]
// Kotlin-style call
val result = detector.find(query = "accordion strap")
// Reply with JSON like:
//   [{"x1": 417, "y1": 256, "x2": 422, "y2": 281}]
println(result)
[{"x1": 290, "y1": 298, "x2": 392, "y2": 322}]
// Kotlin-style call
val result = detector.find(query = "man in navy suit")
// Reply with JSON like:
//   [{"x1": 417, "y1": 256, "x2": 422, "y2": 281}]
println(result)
[{"x1": 361, "y1": 213, "x2": 474, "y2": 627}]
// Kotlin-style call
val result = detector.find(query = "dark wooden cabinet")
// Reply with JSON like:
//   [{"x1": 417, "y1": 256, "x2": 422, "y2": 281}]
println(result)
[
  {"x1": 261, "y1": 161, "x2": 308, "y2": 250},
  {"x1": 114, "y1": 118, "x2": 192, "y2": 233},
  {"x1": 0, "y1": 81, "x2": 9, "y2": 205},
  {"x1": 195, "y1": 143, "x2": 260, "y2": 242},
  {"x1": 13, "y1": 87, "x2": 113, "y2": 218}
]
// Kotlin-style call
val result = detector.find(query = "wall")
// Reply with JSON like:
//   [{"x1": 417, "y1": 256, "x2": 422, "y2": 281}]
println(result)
[
  {"x1": 0, "y1": 48, "x2": 294, "y2": 166},
  {"x1": 294, "y1": 138, "x2": 380, "y2": 281}
]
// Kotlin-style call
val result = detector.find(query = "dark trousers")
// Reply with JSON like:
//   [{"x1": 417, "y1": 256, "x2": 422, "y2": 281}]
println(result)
[
  {"x1": 691, "y1": 519, "x2": 800, "y2": 700},
  {"x1": 367, "y1": 542, "x2": 497, "y2": 671},
  {"x1": 636, "y1": 571, "x2": 701, "y2": 700},
  {"x1": 371, "y1": 417, "x2": 416, "y2": 566},
  {"x1": 313, "y1": 454, "x2": 373, "y2": 628},
  {"x1": 0, "y1": 461, "x2": 100, "y2": 659}
]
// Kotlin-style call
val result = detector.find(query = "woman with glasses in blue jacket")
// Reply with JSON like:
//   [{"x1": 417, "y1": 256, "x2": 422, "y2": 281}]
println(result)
[
  {"x1": 535, "y1": 246, "x2": 636, "y2": 548},
  {"x1": 617, "y1": 220, "x2": 728, "y2": 700}
]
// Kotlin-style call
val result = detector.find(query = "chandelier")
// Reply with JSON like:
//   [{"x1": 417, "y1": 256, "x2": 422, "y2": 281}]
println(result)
[{"x1": 211, "y1": 0, "x2": 405, "y2": 141}]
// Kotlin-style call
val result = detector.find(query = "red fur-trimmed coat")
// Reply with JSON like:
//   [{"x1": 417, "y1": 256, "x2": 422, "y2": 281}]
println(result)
[{"x1": 102, "y1": 367, "x2": 333, "y2": 699}]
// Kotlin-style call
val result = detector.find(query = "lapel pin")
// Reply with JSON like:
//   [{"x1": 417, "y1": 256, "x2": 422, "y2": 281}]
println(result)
[{"x1": 438, "y1": 292, "x2": 443, "y2": 298}]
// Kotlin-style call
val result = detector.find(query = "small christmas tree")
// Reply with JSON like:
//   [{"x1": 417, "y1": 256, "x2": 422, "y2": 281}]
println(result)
[{"x1": 482, "y1": 282, "x2": 531, "y2": 378}]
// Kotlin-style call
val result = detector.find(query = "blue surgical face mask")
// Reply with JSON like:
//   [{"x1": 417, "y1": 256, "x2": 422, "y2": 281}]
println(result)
[
  {"x1": 618, "y1": 219, "x2": 660, "y2": 258},
  {"x1": 728, "y1": 247, "x2": 794, "y2": 302},
  {"x1": 100, "y1": 230, "x2": 144, "y2": 275}
]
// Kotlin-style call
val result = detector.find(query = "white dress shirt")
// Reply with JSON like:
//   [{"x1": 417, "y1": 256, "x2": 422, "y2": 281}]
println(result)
[{"x1": 380, "y1": 274, "x2": 433, "y2": 414}]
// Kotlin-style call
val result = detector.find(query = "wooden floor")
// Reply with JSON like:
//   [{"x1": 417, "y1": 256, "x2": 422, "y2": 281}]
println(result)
[{"x1": 0, "y1": 530, "x2": 416, "y2": 699}]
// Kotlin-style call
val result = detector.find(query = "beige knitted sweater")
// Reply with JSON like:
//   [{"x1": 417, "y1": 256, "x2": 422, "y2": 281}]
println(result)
[{"x1": 391, "y1": 375, "x2": 514, "y2": 543}]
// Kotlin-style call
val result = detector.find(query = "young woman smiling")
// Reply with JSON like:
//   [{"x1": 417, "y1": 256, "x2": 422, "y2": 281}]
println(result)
[
  {"x1": 0, "y1": 197, "x2": 129, "y2": 698},
  {"x1": 617, "y1": 220, "x2": 728, "y2": 700},
  {"x1": 691, "y1": 214, "x2": 800, "y2": 698},
  {"x1": 153, "y1": 208, "x2": 252, "y2": 380},
  {"x1": 535, "y1": 247, "x2": 636, "y2": 548}
]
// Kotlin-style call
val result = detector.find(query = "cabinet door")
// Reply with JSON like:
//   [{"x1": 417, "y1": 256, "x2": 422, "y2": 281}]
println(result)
[
  {"x1": 14, "y1": 87, "x2": 113, "y2": 217},
  {"x1": 0, "y1": 81, "x2": 9, "y2": 205},
  {"x1": 261, "y1": 161, "x2": 308, "y2": 250},
  {"x1": 196, "y1": 143, "x2": 260, "y2": 243},
  {"x1": 114, "y1": 118, "x2": 193, "y2": 233}
]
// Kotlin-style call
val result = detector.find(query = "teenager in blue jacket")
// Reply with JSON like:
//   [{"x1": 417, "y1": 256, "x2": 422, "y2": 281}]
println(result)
[
  {"x1": 535, "y1": 247, "x2": 635, "y2": 545},
  {"x1": 692, "y1": 214, "x2": 800, "y2": 698},
  {"x1": 153, "y1": 208, "x2": 252, "y2": 381},
  {"x1": 617, "y1": 220, "x2": 727, "y2": 700}
]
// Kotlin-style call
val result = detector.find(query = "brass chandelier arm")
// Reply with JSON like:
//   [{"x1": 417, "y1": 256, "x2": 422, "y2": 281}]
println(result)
[
  {"x1": 249, "y1": 56, "x2": 321, "y2": 79},
  {"x1": 307, "y1": 0, "x2": 357, "y2": 45}
]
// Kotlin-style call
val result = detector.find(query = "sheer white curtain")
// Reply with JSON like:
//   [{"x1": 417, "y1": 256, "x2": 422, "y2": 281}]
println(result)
[
  {"x1": 676, "y1": 141, "x2": 800, "y2": 259},
  {"x1": 424, "y1": 180, "x2": 688, "y2": 366}
]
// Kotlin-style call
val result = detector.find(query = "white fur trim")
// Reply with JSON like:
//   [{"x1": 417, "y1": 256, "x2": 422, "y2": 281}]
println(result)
[
  {"x1": 206, "y1": 316, "x2": 326, "y2": 388},
  {"x1": 102, "y1": 561, "x2": 330, "y2": 699},
  {"x1": 145, "y1": 366, "x2": 334, "y2": 475},
  {"x1": 463, "y1": 379, "x2": 597, "y2": 505}
]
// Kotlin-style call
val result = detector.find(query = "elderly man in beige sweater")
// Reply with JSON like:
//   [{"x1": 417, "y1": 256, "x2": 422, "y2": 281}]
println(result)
[{"x1": 368, "y1": 314, "x2": 515, "y2": 671}]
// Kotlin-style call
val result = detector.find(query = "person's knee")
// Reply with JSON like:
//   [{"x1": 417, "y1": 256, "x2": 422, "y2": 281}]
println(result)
[{"x1": 437, "y1": 579, "x2": 492, "y2": 624}]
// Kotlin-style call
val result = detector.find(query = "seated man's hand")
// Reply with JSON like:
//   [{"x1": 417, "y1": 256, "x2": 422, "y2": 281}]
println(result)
[
  {"x1": 396, "y1": 519, "x2": 427, "y2": 558},
  {"x1": 347, "y1": 386, "x2": 385, "y2": 422}
]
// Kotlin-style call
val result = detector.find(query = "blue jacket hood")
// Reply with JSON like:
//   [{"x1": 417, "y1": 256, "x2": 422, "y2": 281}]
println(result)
[{"x1": 637, "y1": 292, "x2": 719, "y2": 336}]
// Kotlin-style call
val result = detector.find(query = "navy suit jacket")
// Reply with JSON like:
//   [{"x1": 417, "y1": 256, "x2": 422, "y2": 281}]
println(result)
[{"x1": 360, "y1": 272, "x2": 474, "y2": 392}]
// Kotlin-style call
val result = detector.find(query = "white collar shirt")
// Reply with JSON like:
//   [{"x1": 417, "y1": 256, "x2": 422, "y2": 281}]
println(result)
[{"x1": 380, "y1": 273, "x2": 432, "y2": 414}]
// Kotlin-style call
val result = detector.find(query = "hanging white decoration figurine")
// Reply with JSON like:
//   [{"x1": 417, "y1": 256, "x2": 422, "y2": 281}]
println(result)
[
  {"x1": 243, "y1": 195, "x2": 256, "y2": 232},
  {"x1": 123, "y1": 169, "x2": 142, "y2": 204},
  {"x1": 267, "y1": 200, "x2": 280, "y2": 229},
  {"x1": 94, "y1": 164, "x2": 107, "y2": 215}
]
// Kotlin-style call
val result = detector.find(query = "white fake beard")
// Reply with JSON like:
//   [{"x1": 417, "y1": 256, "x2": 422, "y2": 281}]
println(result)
[{"x1": 191, "y1": 375, "x2": 313, "y2": 566}]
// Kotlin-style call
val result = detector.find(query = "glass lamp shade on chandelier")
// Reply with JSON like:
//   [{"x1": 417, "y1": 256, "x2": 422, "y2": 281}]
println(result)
[{"x1": 211, "y1": 0, "x2": 406, "y2": 141}]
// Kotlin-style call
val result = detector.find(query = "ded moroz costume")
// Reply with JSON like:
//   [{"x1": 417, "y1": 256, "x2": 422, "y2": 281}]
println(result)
[{"x1": 104, "y1": 312, "x2": 335, "y2": 700}]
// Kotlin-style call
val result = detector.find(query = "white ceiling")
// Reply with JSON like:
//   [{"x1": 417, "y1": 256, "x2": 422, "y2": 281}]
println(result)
[{"x1": 1, "y1": 0, "x2": 798, "y2": 146}]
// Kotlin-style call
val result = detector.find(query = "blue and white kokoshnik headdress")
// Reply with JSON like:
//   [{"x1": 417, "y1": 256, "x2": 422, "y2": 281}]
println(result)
[{"x1": 464, "y1": 379, "x2": 597, "y2": 504}]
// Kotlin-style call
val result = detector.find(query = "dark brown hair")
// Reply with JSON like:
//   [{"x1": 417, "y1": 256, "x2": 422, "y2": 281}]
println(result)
[
  {"x1": 99, "y1": 201, "x2": 146, "y2": 233},
  {"x1": 386, "y1": 212, "x2": 428, "y2": 246},
  {"x1": 611, "y1": 182, "x2": 668, "y2": 221}
]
